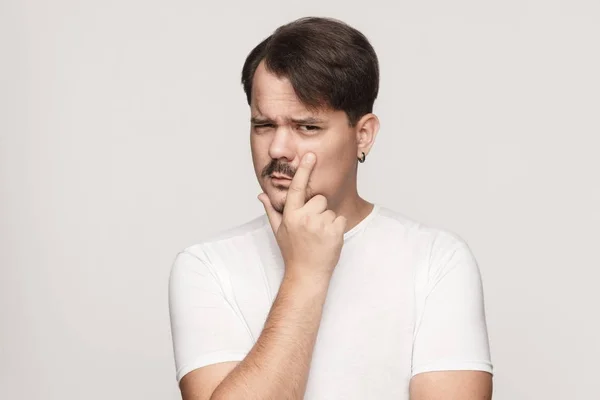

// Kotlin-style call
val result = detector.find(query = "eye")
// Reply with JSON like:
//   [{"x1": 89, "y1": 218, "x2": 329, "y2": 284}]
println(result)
[
  {"x1": 298, "y1": 125, "x2": 321, "y2": 133},
  {"x1": 253, "y1": 123, "x2": 275, "y2": 130}
]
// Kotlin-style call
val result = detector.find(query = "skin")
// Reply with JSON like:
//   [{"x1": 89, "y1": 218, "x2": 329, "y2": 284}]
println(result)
[
  {"x1": 249, "y1": 60, "x2": 378, "y2": 231},
  {"x1": 410, "y1": 371, "x2": 493, "y2": 399},
  {"x1": 178, "y1": 59, "x2": 493, "y2": 399}
]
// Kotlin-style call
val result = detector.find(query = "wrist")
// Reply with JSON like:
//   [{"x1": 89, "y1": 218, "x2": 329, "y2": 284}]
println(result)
[{"x1": 283, "y1": 268, "x2": 332, "y2": 292}]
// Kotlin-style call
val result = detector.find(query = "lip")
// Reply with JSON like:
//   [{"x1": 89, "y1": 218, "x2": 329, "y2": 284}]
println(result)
[
  {"x1": 271, "y1": 176, "x2": 292, "y2": 185},
  {"x1": 271, "y1": 174, "x2": 292, "y2": 180}
]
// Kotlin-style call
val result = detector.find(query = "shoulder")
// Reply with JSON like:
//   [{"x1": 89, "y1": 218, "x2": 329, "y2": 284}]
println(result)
[
  {"x1": 170, "y1": 213, "x2": 270, "y2": 277},
  {"x1": 374, "y1": 204, "x2": 470, "y2": 254},
  {"x1": 374, "y1": 205, "x2": 477, "y2": 283}
]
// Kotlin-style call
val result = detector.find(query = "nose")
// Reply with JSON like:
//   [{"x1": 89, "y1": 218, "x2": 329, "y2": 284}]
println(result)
[{"x1": 268, "y1": 126, "x2": 296, "y2": 162}]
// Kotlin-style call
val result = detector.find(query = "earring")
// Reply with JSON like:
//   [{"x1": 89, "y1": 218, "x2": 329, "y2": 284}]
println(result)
[{"x1": 358, "y1": 152, "x2": 366, "y2": 163}]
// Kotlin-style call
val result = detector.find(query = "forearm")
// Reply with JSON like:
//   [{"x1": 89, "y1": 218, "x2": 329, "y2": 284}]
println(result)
[{"x1": 211, "y1": 271, "x2": 330, "y2": 400}]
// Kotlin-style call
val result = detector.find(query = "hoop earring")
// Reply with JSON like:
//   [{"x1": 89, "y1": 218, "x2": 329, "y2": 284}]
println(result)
[{"x1": 358, "y1": 152, "x2": 366, "y2": 163}]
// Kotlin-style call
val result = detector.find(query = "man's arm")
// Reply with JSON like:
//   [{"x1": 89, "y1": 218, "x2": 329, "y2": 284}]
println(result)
[
  {"x1": 410, "y1": 371, "x2": 493, "y2": 400},
  {"x1": 191, "y1": 273, "x2": 329, "y2": 400},
  {"x1": 179, "y1": 361, "x2": 239, "y2": 400},
  {"x1": 179, "y1": 273, "x2": 329, "y2": 400}
]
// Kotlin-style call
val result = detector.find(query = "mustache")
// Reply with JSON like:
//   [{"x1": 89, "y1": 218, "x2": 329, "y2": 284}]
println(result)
[{"x1": 262, "y1": 160, "x2": 296, "y2": 179}]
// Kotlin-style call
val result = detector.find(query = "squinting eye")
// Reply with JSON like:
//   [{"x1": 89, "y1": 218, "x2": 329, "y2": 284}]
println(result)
[
  {"x1": 254, "y1": 124, "x2": 274, "y2": 129},
  {"x1": 299, "y1": 125, "x2": 321, "y2": 132}
]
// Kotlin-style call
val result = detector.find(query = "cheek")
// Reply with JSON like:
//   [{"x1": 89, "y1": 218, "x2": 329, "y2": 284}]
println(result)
[
  {"x1": 312, "y1": 146, "x2": 356, "y2": 185},
  {"x1": 250, "y1": 139, "x2": 266, "y2": 166},
  {"x1": 310, "y1": 158, "x2": 346, "y2": 190},
  {"x1": 313, "y1": 138, "x2": 354, "y2": 166}
]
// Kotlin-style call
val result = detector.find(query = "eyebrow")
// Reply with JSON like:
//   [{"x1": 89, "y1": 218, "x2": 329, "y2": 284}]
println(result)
[{"x1": 250, "y1": 116, "x2": 326, "y2": 125}]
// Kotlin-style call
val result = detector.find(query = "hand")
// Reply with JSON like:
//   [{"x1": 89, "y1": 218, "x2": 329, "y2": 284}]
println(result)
[{"x1": 258, "y1": 153, "x2": 347, "y2": 281}]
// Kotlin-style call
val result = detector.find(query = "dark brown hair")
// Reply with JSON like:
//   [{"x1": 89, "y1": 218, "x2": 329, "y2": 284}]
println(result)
[{"x1": 241, "y1": 17, "x2": 379, "y2": 126}]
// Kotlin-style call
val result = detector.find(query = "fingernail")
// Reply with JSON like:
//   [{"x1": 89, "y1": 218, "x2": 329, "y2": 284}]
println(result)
[{"x1": 304, "y1": 153, "x2": 315, "y2": 163}]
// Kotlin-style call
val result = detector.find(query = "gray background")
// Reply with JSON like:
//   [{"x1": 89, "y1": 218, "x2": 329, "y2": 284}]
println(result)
[{"x1": 1, "y1": 1, "x2": 599, "y2": 399}]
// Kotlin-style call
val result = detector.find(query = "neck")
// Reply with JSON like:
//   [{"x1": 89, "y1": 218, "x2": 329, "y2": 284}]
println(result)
[{"x1": 329, "y1": 195, "x2": 374, "y2": 234}]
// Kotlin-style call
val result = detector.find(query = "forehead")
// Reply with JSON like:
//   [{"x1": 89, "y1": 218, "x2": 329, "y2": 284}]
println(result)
[{"x1": 251, "y1": 61, "x2": 326, "y2": 119}]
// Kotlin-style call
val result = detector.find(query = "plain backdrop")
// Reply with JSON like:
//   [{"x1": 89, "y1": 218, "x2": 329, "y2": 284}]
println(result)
[{"x1": 1, "y1": 1, "x2": 599, "y2": 399}]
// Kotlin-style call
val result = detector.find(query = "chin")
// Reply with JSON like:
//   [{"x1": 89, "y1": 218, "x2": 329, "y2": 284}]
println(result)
[{"x1": 267, "y1": 190, "x2": 287, "y2": 214}]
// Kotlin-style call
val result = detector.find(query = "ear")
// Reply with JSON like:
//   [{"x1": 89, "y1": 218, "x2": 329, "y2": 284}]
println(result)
[{"x1": 354, "y1": 113, "x2": 380, "y2": 158}]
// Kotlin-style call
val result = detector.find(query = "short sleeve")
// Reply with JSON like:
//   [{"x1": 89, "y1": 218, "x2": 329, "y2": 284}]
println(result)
[
  {"x1": 411, "y1": 234, "x2": 493, "y2": 377},
  {"x1": 168, "y1": 250, "x2": 253, "y2": 382}
]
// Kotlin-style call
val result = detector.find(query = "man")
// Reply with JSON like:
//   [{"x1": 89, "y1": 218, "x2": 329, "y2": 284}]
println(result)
[{"x1": 169, "y1": 16, "x2": 493, "y2": 400}]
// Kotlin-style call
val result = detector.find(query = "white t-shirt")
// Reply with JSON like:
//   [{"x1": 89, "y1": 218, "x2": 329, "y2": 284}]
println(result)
[{"x1": 168, "y1": 204, "x2": 493, "y2": 399}]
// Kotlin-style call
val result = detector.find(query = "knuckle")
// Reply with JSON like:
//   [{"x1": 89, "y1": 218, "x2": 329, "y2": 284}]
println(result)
[
  {"x1": 325, "y1": 226, "x2": 339, "y2": 239},
  {"x1": 307, "y1": 215, "x2": 323, "y2": 231},
  {"x1": 314, "y1": 195, "x2": 327, "y2": 206},
  {"x1": 300, "y1": 213, "x2": 311, "y2": 226}
]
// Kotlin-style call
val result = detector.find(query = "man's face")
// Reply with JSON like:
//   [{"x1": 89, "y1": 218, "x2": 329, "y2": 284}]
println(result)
[{"x1": 250, "y1": 61, "x2": 359, "y2": 214}]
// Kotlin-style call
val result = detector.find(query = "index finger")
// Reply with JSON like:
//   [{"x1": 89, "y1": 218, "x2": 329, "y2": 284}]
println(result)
[
  {"x1": 285, "y1": 152, "x2": 316, "y2": 212},
  {"x1": 258, "y1": 193, "x2": 283, "y2": 234}
]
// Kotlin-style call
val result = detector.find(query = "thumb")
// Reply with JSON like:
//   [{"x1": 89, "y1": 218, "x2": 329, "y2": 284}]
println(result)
[{"x1": 258, "y1": 193, "x2": 282, "y2": 233}]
